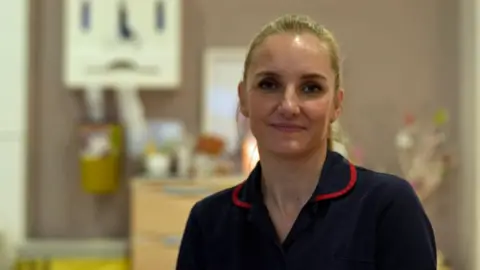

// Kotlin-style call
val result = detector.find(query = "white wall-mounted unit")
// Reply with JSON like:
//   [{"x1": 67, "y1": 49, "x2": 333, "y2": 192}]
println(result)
[{"x1": 63, "y1": 0, "x2": 182, "y2": 89}]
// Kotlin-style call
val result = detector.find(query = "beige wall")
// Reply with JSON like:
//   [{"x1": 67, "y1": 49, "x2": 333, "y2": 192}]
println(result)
[{"x1": 28, "y1": 0, "x2": 463, "y2": 267}]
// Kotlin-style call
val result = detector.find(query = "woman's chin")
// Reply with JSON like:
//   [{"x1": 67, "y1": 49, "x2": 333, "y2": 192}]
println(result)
[{"x1": 265, "y1": 141, "x2": 307, "y2": 157}]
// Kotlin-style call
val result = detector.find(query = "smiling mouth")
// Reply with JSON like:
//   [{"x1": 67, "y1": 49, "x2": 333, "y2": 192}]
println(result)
[{"x1": 269, "y1": 123, "x2": 306, "y2": 133}]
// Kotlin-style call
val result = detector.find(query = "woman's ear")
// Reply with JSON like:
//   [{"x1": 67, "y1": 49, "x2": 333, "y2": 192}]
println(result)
[
  {"x1": 331, "y1": 88, "x2": 344, "y2": 122},
  {"x1": 238, "y1": 81, "x2": 249, "y2": 117}
]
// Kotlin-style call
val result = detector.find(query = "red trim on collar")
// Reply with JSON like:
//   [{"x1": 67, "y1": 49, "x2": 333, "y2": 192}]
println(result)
[
  {"x1": 232, "y1": 182, "x2": 251, "y2": 208},
  {"x1": 313, "y1": 162, "x2": 357, "y2": 201},
  {"x1": 232, "y1": 163, "x2": 357, "y2": 209}
]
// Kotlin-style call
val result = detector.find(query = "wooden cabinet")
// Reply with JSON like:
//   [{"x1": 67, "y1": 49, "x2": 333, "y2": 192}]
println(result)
[
  {"x1": 131, "y1": 239, "x2": 179, "y2": 270},
  {"x1": 130, "y1": 176, "x2": 243, "y2": 270}
]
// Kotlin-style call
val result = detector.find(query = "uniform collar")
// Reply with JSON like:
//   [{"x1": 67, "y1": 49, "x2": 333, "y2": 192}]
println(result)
[{"x1": 232, "y1": 151, "x2": 357, "y2": 208}]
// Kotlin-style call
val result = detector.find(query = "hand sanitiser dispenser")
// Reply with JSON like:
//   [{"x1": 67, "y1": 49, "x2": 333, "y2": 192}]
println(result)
[{"x1": 63, "y1": 0, "x2": 182, "y2": 194}]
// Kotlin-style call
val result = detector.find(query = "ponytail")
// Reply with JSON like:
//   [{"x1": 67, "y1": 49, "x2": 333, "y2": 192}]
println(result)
[
  {"x1": 329, "y1": 121, "x2": 346, "y2": 151},
  {"x1": 327, "y1": 125, "x2": 334, "y2": 150}
]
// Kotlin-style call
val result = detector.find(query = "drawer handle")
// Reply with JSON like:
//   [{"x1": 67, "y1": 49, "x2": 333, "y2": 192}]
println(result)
[
  {"x1": 162, "y1": 235, "x2": 182, "y2": 247},
  {"x1": 132, "y1": 234, "x2": 183, "y2": 248},
  {"x1": 162, "y1": 186, "x2": 211, "y2": 196}
]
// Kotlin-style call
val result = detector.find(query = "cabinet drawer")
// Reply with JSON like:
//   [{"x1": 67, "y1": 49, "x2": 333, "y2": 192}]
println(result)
[
  {"x1": 131, "y1": 239, "x2": 179, "y2": 270},
  {"x1": 131, "y1": 183, "x2": 213, "y2": 236}
]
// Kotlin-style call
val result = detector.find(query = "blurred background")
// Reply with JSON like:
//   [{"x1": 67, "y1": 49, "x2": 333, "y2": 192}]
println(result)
[{"x1": 1, "y1": 0, "x2": 479, "y2": 269}]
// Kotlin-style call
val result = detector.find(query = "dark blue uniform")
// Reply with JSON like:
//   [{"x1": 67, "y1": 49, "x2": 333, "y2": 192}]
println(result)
[{"x1": 176, "y1": 151, "x2": 436, "y2": 270}]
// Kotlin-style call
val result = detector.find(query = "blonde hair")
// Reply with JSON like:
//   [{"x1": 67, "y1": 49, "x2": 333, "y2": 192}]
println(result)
[{"x1": 243, "y1": 14, "x2": 344, "y2": 150}]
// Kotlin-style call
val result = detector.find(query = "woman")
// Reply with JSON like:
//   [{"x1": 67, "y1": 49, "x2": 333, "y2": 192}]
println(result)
[{"x1": 177, "y1": 14, "x2": 436, "y2": 270}]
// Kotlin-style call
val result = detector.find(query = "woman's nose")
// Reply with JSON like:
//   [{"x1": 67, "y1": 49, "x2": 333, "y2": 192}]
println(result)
[{"x1": 277, "y1": 86, "x2": 300, "y2": 117}]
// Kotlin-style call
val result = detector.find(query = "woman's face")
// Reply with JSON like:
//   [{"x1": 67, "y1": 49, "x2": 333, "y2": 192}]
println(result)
[{"x1": 239, "y1": 33, "x2": 343, "y2": 158}]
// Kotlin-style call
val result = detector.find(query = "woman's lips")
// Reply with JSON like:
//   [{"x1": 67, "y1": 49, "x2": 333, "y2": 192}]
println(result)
[{"x1": 269, "y1": 123, "x2": 306, "y2": 133}]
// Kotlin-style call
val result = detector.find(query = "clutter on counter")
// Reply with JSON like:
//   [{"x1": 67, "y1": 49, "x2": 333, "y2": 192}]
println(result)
[{"x1": 141, "y1": 119, "x2": 253, "y2": 181}]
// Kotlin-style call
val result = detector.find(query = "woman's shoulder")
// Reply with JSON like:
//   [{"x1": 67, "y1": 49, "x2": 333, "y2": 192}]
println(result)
[
  {"x1": 196, "y1": 185, "x2": 237, "y2": 208},
  {"x1": 353, "y1": 165, "x2": 422, "y2": 210},
  {"x1": 188, "y1": 184, "x2": 239, "y2": 222},
  {"x1": 356, "y1": 165, "x2": 412, "y2": 189}
]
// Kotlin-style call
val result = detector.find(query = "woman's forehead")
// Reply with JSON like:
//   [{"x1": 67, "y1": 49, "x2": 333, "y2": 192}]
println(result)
[{"x1": 248, "y1": 34, "x2": 333, "y2": 78}]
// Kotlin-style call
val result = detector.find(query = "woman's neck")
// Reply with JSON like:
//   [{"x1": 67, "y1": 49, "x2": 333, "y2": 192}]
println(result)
[{"x1": 260, "y1": 147, "x2": 328, "y2": 213}]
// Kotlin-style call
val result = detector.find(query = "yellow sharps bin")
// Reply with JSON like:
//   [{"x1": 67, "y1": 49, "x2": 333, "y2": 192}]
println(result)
[{"x1": 79, "y1": 123, "x2": 123, "y2": 194}]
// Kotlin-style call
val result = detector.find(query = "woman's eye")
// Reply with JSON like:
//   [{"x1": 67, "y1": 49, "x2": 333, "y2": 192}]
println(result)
[
  {"x1": 302, "y1": 84, "x2": 323, "y2": 94},
  {"x1": 258, "y1": 80, "x2": 278, "y2": 90}
]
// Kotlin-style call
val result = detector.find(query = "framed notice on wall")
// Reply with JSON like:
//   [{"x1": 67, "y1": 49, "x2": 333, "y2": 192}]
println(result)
[{"x1": 202, "y1": 48, "x2": 247, "y2": 153}]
